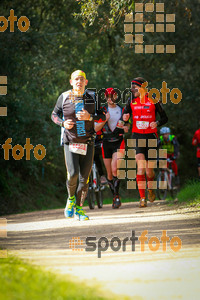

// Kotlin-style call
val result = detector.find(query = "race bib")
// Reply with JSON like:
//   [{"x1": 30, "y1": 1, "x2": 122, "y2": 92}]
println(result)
[
  {"x1": 69, "y1": 143, "x2": 87, "y2": 155},
  {"x1": 136, "y1": 121, "x2": 149, "y2": 130}
]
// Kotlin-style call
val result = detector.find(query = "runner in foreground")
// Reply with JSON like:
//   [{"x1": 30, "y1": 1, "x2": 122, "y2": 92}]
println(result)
[
  {"x1": 51, "y1": 70, "x2": 105, "y2": 220},
  {"x1": 123, "y1": 77, "x2": 168, "y2": 207},
  {"x1": 95, "y1": 88, "x2": 129, "y2": 208}
]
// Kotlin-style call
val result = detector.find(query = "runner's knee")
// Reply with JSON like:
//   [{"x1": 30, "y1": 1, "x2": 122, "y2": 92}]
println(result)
[{"x1": 67, "y1": 171, "x2": 79, "y2": 182}]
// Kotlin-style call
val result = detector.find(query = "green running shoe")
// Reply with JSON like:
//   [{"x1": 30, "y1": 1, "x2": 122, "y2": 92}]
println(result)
[
  {"x1": 75, "y1": 206, "x2": 89, "y2": 221},
  {"x1": 64, "y1": 196, "x2": 76, "y2": 218}
]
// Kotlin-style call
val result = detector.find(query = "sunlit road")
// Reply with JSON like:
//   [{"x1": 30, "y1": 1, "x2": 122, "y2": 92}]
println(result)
[{"x1": 1, "y1": 201, "x2": 200, "y2": 299}]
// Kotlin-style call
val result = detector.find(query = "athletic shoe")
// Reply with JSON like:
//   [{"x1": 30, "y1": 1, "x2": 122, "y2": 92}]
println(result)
[
  {"x1": 75, "y1": 206, "x2": 89, "y2": 221},
  {"x1": 112, "y1": 195, "x2": 121, "y2": 209},
  {"x1": 140, "y1": 198, "x2": 147, "y2": 208},
  {"x1": 64, "y1": 196, "x2": 76, "y2": 218},
  {"x1": 147, "y1": 189, "x2": 156, "y2": 202}
]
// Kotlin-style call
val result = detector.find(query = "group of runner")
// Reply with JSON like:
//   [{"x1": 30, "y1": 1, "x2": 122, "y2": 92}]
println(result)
[{"x1": 51, "y1": 69, "x2": 198, "y2": 221}]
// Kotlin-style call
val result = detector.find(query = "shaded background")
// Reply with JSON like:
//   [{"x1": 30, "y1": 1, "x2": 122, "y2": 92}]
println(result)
[{"x1": 0, "y1": 0, "x2": 199, "y2": 214}]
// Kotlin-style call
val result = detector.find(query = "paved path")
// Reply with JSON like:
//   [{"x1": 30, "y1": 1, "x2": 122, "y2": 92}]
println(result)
[{"x1": 1, "y1": 201, "x2": 200, "y2": 299}]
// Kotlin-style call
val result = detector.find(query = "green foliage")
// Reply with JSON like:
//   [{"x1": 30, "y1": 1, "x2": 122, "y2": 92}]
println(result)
[
  {"x1": 75, "y1": 0, "x2": 133, "y2": 27},
  {"x1": 173, "y1": 180, "x2": 200, "y2": 206}
]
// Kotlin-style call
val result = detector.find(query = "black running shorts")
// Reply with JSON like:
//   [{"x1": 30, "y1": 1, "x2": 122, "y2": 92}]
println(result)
[
  {"x1": 131, "y1": 132, "x2": 158, "y2": 161},
  {"x1": 102, "y1": 138, "x2": 125, "y2": 159}
]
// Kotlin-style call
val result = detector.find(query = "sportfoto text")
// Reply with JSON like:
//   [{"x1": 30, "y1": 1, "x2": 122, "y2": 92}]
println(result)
[
  {"x1": 85, "y1": 230, "x2": 182, "y2": 258},
  {"x1": 1, "y1": 138, "x2": 46, "y2": 160},
  {"x1": 88, "y1": 81, "x2": 182, "y2": 106},
  {"x1": 0, "y1": 9, "x2": 30, "y2": 32}
]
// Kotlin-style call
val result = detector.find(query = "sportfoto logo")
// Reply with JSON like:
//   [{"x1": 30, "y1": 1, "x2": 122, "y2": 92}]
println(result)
[
  {"x1": 117, "y1": 141, "x2": 168, "y2": 190},
  {"x1": 0, "y1": 9, "x2": 30, "y2": 32},
  {"x1": 124, "y1": 2, "x2": 176, "y2": 54},
  {"x1": 1, "y1": 138, "x2": 46, "y2": 160},
  {"x1": 0, "y1": 76, "x2": 7, "y2": 116},
  {"x1": 69, "y1": 230, "x2": 182, "y2": 258},
  {"x1": 88, "y1": 81, "x2": 182, "y2": 107}
]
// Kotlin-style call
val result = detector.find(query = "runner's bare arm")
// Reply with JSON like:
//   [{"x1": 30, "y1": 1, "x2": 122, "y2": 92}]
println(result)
[
  {"x1": 51, "y1": 94, "x2": 65, "y2": 127},
  {"x1": 94, "y1": 112, "x2": 110, "y2": 132}
]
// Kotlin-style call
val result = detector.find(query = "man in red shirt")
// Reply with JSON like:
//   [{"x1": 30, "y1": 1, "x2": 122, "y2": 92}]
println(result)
[
  {"x1": 192, "y1": 122, "x2": 200, "y2": 179},
  {"x1": 123, "y1": 77, "x2": 168, "y2": 207}
]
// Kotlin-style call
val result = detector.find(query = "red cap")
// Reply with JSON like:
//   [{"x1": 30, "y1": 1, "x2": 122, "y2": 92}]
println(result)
[{"x1": 105, "y1": 88, "x2": 117, "y2": 97}]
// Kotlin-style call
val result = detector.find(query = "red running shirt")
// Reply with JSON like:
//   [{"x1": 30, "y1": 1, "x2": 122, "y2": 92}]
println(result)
[
  {"x1": 192, "y1": 128, "x2": 200, "y2": 158},
  {"x1": 129, "y1": 95, "x2": 157, "y2": 134}
]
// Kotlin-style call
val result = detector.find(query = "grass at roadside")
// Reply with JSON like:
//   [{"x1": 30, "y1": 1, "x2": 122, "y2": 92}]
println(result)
[
  {"x1": 167, "y1": 180, "x2": 200, "y2": 207},
  {"x1": 0, "y1": 256, "x2": 129, "y2": 300}
]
